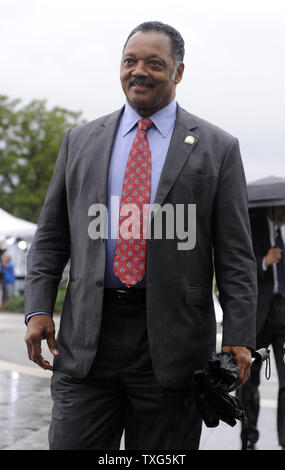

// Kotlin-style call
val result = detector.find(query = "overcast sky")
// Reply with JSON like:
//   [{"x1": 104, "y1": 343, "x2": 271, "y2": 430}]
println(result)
[{"x1": 1, "y1": 0, "x2": 285, "y2": 182}]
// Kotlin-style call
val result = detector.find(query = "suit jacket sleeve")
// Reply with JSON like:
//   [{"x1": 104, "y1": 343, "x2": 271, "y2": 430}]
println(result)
[
  {"x1": 212, "y1": 137, "x2": 257, "y2": 349},
  {"x1": 24, "y1": 130, "x2": 71, "y2": 317}
]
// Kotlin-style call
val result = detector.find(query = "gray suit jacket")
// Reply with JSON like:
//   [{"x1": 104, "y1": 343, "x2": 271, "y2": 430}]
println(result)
[{"x1": 24, "y1": 104, "x2": 257, "y2": 386}]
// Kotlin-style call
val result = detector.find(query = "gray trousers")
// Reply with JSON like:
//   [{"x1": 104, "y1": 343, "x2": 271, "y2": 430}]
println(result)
[{"x1": 49, "y1": 296, "x2": 202, "y2": 450}]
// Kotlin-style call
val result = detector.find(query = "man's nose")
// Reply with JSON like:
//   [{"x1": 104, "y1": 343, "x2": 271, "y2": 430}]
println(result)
[{"x1": 131, "y1": 60, "x2": 149, "y2": 77}]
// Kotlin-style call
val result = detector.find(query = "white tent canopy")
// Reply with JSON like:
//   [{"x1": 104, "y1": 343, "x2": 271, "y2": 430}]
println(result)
[{"x1": 0, "y1": 208, "x2": 37, "y2": 241}]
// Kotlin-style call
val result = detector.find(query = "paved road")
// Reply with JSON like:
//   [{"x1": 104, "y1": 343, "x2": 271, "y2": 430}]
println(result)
[{"x1": 0, "y1": 313, "x2": 281, "y2": 450}]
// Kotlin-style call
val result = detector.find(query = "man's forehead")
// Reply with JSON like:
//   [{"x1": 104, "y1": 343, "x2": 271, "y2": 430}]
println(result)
[{"x1": 123, "y1": 30, "x2": 172, "y2": 55}]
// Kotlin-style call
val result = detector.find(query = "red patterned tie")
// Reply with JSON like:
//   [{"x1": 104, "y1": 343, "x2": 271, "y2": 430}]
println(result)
[{"x1": 113, "y1": 118, "x2": 153, "y2": 286}]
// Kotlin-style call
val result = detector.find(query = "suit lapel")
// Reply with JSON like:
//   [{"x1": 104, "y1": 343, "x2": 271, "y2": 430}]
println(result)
[
  {"x1": 152, "y1": 105, "x2": 199, "y2": 214},
  {"x1": 89, "y1": 104, "x2": 200, "y2": 211},
  {"x1": 90, "y1": 108, "x2": 123, "y2": 206}
]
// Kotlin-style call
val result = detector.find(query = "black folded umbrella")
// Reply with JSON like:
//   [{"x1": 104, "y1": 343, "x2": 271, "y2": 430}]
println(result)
[{"x1": 192, "y1": 349, "x2": 270, "y2": 450}]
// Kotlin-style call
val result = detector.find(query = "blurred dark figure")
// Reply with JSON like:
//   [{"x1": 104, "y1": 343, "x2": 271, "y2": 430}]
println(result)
[
  {"x1": 238, "y1": 206, "x2": 285, "y2": 450},
  {"x1": 1, "y1": 254, "x2": 16, "y2": 302}
]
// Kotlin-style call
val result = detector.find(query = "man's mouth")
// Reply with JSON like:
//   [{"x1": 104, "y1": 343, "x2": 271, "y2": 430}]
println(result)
[{"x1": 129, "y1": 78, "x2": 154, "y2": 90}]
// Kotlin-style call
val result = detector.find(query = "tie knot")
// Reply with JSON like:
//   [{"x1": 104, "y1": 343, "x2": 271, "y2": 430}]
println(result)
[{"x1": 138, "y1": 118, "x2": 153, "y2": 132}]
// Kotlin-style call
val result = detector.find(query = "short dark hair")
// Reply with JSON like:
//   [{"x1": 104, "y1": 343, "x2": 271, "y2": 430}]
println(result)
[{"x1": 123, "y1": 21, "x2": 185, "y2": 66}]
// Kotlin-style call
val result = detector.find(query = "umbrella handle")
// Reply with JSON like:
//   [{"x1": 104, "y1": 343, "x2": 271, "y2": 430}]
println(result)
[
  {"x1": 252, "y1": 347, "x2": 270, "y2": 363},
  {"x1": 252, "y1": 347, "x2": 271, "y2": 379}
]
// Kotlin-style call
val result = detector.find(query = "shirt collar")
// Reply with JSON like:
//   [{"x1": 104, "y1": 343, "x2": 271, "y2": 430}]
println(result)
[
  {"x1": 121, "y1": 99, "x2": 177, "y2": 138},
  {"x1": 267, "y1": 215, "x2": 285, "y2": 237}
]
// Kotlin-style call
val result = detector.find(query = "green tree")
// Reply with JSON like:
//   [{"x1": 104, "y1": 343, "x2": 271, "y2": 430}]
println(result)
[{"x1": 0, "y1": 95, "x2": 85, "y2": 223}]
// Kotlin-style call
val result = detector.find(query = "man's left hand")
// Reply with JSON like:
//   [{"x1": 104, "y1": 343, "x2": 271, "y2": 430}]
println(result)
[{"x1": 221, "y1": 345, "x2": 252, "y2": 388}]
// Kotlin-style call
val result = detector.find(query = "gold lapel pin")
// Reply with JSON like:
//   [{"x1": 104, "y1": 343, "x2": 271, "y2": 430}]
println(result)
[{"x1": 184, "y1": 135, "x2": 195, "y2": 144}]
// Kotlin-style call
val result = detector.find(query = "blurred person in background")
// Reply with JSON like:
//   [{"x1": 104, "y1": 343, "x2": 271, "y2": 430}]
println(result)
[
  {"x1": 238, "y1": 205, "x2": 285, "y2": 450},
  {"x1": 1, "y1": 254, "x2": 16, "y2": 301}
]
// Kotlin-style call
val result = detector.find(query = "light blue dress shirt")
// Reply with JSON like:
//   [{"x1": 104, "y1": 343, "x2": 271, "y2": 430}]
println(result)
[
  {"x1": 105, "y1": 99, "x2": 177, "y2": 288},
  {"x1": 26, "y1": 100, "x2": 177, "y2": 322}
]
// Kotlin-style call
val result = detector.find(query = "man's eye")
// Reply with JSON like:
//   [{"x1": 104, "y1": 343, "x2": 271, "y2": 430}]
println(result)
[
  {"x1": 124, "y1": 58, "x2": 135, "y2": 65},
  {"x1": 149, "y1": 61, "x2": 163, "y2": 68}
]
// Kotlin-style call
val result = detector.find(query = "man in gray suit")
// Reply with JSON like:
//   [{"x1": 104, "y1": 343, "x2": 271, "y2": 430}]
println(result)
[{"x1": 24, "y1": 21, "x2": 257, "y2": 450}]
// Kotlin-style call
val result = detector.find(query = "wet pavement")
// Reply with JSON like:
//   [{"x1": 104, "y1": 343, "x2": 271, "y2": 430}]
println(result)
[
  {"x1": 0, "y1": 312, "x2": 281, "y2": 451},
  {"x1": 0, "y1": 372, "x2": 51, "y2": 450}
]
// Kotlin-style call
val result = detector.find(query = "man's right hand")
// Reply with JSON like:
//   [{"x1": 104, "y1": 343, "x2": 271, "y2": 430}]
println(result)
[
  {"x1": 265, "y1": 247, "x2": 282, "y2": 267},
  {"x1": 25, "y1": 315, "x2": 59, "y2": 370}
]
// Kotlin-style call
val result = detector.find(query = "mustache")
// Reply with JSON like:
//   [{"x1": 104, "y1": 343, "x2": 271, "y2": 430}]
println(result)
[{"x1": 129, "y1": 77, "x2": 155, "y2": 88}]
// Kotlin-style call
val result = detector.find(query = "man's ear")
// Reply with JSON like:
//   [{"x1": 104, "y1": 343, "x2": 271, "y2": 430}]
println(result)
[{"x1": 174, "y1": 63, "x2": 185, "y2": 84}]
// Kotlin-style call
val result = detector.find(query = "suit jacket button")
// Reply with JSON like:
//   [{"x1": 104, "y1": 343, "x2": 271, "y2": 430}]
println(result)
[{"x1": 96, "y1": 281, "x2": 103, "y2": 287}]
